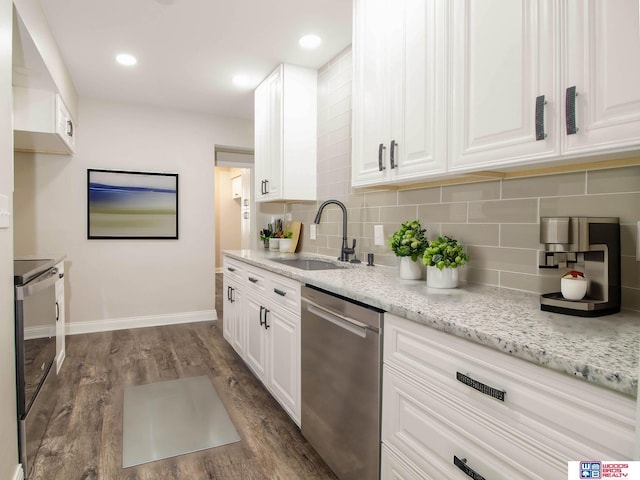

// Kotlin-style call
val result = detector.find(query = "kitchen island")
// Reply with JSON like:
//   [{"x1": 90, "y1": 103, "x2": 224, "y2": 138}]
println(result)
[{"x1": 223, "y1": 249, "x2": 640, "y2": 397}]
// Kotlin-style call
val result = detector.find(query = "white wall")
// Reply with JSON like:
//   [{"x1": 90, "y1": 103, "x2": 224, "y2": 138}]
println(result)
[
  {"x1": 14, "y1": 97, "x2": 252, "y2": 331},
  {"x1": 0, "y1": 0, "x2": 20, "y2": 478}
]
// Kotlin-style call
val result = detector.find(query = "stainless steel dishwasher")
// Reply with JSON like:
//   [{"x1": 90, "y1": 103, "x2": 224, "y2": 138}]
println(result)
[{"x1": 301, "y1": 285, "x2": 383, "y2": 480}]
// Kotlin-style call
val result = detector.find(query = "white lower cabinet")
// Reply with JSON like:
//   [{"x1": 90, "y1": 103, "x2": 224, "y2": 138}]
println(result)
[
  {"x1": 54, "y1": 260, "x2": 65, "y2": 373},
  {"x1": 381, "y1": 313, "x2": 635, "y2": 480},
  {"x1": 222, "y1": 256, "x2": 301, "y2": 425}
]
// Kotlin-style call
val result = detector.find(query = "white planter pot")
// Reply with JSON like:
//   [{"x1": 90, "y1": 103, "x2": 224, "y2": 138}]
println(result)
[
  {"x1": 427, "y1": 265, "x2": 459, "y2": 288},
  {"x1": 399, "y1": 257, "x2": 423, "y2": 280},
  {"x1": 268, "y1": 238, "x2": 280, "y2": 251},
  {"x1": 279, "y1": 238, "x2": 294, "y2": 252}
]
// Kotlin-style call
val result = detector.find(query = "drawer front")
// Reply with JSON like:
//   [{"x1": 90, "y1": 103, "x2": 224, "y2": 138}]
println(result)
[
  {"x1": 223, "y1": 257, "x2": 245, "y2": 283},
  {"x1": 244, "y1": 264, "x2": 268, "y2": 295},
  {"x1": 382, "y1": 444, "x2": 438, "y2": 480},
  {"x1": 268, "y1": 274, "x2": 300, "y2": 313},
  {"x1": 383, "y1": 367, "x2": 564, "y2": 480},
  {"x1": 384, "y1": 314, "x2": 635, "y2": 460}
]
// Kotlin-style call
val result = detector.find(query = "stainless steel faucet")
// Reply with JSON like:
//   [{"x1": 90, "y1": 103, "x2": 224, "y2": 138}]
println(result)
[{"x1": 313, "y1": 199, "x2": 355, "y2": 262}]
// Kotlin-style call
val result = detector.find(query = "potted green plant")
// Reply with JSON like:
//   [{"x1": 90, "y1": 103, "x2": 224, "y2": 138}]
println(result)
[
  {"x1": 422, "y1": 235, "x2": 470, "y2": 288},
  {"x1": 390, "y1": 220, "x2": 428, "y2": 279}
]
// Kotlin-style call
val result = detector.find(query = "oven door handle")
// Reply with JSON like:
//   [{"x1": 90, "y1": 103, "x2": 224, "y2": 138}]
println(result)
[
  {"x1": 304, "y1": 301, "x2": 368, "y2": 338},
  {"x1": 16, "y1": 268, "x2": 58, "y2": 300}
]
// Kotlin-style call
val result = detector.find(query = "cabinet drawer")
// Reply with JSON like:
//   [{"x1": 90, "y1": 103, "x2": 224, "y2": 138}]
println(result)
[
  {"x1": 223, "y1": 257, "x2": 245, "y2": 283},
  {"x1": 384, "y1": 314, "x2": 635, "y2": 461},
  {"x1": 244, "y1": 264, "x2": 268, "y2": 295},
  {"x1": 268, "y1": 274, "x2": 300, "y2": 313},
  {"x1": 383, "y1": 367, "x2": 564, "y2": 480}
]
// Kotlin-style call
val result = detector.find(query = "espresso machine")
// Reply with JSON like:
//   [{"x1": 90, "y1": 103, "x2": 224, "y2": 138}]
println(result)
[{"x1": 539, "y1": 217, "x2": 621, "y2": 317}]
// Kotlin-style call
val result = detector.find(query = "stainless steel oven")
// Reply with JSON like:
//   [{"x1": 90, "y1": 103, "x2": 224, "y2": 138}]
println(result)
[{"x1": 14, "y1": 259, "x2": 59, "y2": 478}]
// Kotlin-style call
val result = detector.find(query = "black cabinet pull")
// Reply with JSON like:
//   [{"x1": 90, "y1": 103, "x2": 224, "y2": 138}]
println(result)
[
  {"x1": 227, "y1": 266, "x2": 236, "y2": 272},
  {"x1": 227, "y1": 286, "x2": 231, "y2": 301},
  {"x1": 264, "y1": 308, "x2": 270, "y2": 329},
  {"x1": 378, "y1": 143, "x2": 386, "y2": 171},
  {"x1": 248, "y1": 277, "x2": 259, "y2": 284},
  {"x1": 535, "y1": 95, "x2": 547, "y2": 140},
  {"x1": 390, "y1": 140, "x2": 397, "y2": 168},
  {"x1": 259, "y1": 305, "x2": 265, "y2": 326},
  {"x1": 264, "y1": 179, "x2": 269, "y2": 194},
  {"x1": 67, "y1": 120, "x2": 74, "y2": 137},
  {"x1": 456, "y1": 371, "x2": 505, "y2": 401},
  {"x1": 273, "y1": 288, "x2": 287, "y2": 297},
  {"x1": 230, "y1": 287, "x2": 235, "y2": 303},
  {"x1": 55, "y1": 301, "x2": 60, "y2": 321},
  {"x1": 454, "y1": 456, "x2": 486, "y2": 480},
  {"x1": 566, "y1": 86, "x2": 578, "y2": 135}
]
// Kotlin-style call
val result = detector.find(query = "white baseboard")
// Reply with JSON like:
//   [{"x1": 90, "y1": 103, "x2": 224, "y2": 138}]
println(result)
[
  {"x1": 13, "y1": 464, "x2": 24, "y2": 480},
  {"x1": 67, "y1": 309, "x2": 218, "y2": 335}
]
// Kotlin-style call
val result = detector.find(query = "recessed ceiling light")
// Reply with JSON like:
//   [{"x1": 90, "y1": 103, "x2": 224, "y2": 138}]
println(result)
[
  {"x1": 116, "y1": 53, "x2": 137, "y2": 66},
  {"x1": 232, "y1": 74, "x2": 253, "y2": 88},
  {"x1": 299, "y1": 34, "x2": 322, "y2": 49}
]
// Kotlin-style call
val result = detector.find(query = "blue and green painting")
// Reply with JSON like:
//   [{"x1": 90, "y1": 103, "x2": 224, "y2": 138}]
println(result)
[{"x1": 88, "y1": 170, "x2": 177, "y2": 238}]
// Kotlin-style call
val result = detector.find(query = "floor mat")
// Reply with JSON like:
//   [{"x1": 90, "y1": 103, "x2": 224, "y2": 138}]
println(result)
[{"x1": 122, "y1": 375, "x2": 240, "y2": 467}]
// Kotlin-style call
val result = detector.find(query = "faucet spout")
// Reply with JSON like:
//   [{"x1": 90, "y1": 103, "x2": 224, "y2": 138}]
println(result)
[{"x1": 313, "y1": 199, "x2": 351, "y2": 262}]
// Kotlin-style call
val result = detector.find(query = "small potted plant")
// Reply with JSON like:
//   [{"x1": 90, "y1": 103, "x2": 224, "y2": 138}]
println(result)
[
  {"x1": 390, "y1": 220, "x2": 428, "y2": 279},
  {"x1": 422, "y1": 235, "x2": 470, "y2": 288}
]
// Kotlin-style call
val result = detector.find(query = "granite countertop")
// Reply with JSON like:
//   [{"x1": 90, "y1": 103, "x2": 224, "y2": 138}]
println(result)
[{"x1": 223, "y1": 249, "x2": 640, "y2": 397}]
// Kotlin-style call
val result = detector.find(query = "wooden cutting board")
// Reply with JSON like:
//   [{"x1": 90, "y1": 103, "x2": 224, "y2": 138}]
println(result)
[{"x1": 285, "y1": 221, "x2": 301, "y2": 252}]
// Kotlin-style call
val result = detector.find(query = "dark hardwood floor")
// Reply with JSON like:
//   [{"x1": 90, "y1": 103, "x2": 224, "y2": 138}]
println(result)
[{"x1": 30, "y1": 317, "x2": 337, "y2": 479}]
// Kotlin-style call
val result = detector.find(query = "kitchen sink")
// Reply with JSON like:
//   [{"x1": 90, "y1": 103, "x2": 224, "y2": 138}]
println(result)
[{"x1": 270, "y1": 258, "x2": 345, "y2": 270}]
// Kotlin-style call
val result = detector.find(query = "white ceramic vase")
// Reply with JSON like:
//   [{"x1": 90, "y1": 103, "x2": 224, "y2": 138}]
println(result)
[
  {"x1": 427, "y1": 265, "x2": 459, "y2": 288},
  {"x1": 268, "y1": 238, "x2": 280, "y2": 251},
  {"x1": 279, "y1": 238, "x2": 294, "y2": 252},
  {"x1": 399, "y1": 257, "x2": 423, "y2": 280}
]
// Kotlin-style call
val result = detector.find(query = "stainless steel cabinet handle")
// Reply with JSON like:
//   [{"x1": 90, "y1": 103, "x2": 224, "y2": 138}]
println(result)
[
  {"x1": 456, "y1": 371, "x2": 505, "y2": 401},
  {"x1": 535, "y1": 95, "x2": 547, "y2": 140},
  {"x1": 566, "y1": 86, "x2": 578, "y2": 135},
  {"x1": 248, "y1": 277, "x2": 259, "y2": 283},
  {"x1": 378, "y1": 143, "x2": 386, "y2": 171},
  {"x1": 454, "y1": 456, "x2": 486, "y2": 480},
  {"x1": 390, "y1": 140, "x2": 397, "y2": 168},
  {"x1": 273, "y1": 288, "x2": 287, "y2": 297}
]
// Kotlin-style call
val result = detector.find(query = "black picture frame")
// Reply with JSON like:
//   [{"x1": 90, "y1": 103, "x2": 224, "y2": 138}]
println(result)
[{"x1": 87, "y1": 169, "x2": 178, "y2": 239}]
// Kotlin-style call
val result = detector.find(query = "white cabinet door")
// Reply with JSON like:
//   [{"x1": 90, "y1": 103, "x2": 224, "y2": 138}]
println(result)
[
  {"x1": 254, "y1": 64, "x2": 316, "y2": 202},
  {"x1": 54, "y1": 261, "x2": 65, "y2": 373},
  {"x1": 352, "y1": 0, "x2": 390, "y2": 186},
  {"x1": 244, "y1": 296, "x2": 268, "y2": 383},
  {"x1": 223, "y1": 278, "x2": 245, "y2": 356},
  {"x1": 267, "y1": 307, "x2": 300, "y2": 424},
  {"x1": 353, "y1": 0, "x2": 446, "y2": 187},
  {"x1": 449, "y1": 0, "x2": 559, "y2": 172},
  {"x1": 563, "y1": 0, "x2": 640, "y2": 156},
  {"x1": 389, "y1": 0, "x2": 447, "y2": 182}
]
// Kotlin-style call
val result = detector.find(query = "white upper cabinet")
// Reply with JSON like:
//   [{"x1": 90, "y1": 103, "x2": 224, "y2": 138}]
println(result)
[
  {"x1": 254, "y1": 64, "x2": 317, "y2": 202},
  {"x1": 352, "y1": 0, "x2": 446, "y2": 187},
  {"x1": 353, "y1": 0, "x2": 640, "y2": 185},
  {"x1": 13, "y1": 87, "x2": 75, "y2": 155},
  {"x1": 563, "y1": 0, "x2": 640, "y2": 156},
  {"x1": 449, "y1": 0, "x2": 559, "y2": 172}
]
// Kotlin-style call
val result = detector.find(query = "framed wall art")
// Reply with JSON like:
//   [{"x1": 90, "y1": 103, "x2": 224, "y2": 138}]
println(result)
[{"x1": 87, "y1": 169, "x2": 178, "y2": 239}]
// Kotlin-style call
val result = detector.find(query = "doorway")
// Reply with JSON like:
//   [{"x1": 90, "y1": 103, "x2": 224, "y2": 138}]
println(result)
[{"x1": 214, "y1": 146, "x2": 254, "y2": 273}]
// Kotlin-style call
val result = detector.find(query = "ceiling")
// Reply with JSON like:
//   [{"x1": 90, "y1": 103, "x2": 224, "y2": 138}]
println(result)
[{"x1": 37, "y1": 0, "x2": 353, "y2": 120}]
